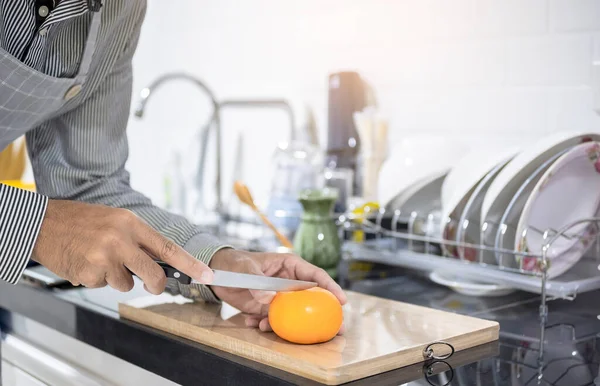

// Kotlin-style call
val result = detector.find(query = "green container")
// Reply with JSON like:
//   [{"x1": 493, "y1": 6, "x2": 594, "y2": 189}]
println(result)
[{"x1": 293, "y1": 188, "x2": 341, "y2": 278}]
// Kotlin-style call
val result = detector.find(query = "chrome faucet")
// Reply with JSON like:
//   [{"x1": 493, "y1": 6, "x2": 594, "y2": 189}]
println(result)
[
  {"x1": 134, "y1": 72, "x2": 299, "y2": 225},
  {"x1": 133, "y1": 72, "x2": 223, "y2": 216},
  {"x1": 218, "y1": 99, "x2": 296, "y2": 142}
]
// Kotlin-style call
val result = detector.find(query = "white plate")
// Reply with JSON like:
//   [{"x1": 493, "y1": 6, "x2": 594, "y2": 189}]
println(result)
[
  {"x1": 441, "y1": 146, "x2": 518, "y2": 222},
  {"x1": 440, "y1": 147, "x2": 518, "y2": 258},
  {"x1": 518, "y1": 222, "x2": 598, "y2": 278},
  {"x1": 386, "y1": 171, "x2": 447, "y2": 238},
  {"x1": 377, "y1": 135, "x2": 467, "y2": 208},
  {"x1": 387, "y1": 171, "x2": 447, "y2": 215},
  {"x1": 454, "y1": 160, "x2": 512, "y2": 262},
  {"x1": 428, "y1": 271, "x2": 515, "y2": 297},
  {"x1": 514, "y1": 141, "x2": 600, "y2": 278},
  {"x1": 480, "y1": 130, "x2": 600, "y2": 266}
]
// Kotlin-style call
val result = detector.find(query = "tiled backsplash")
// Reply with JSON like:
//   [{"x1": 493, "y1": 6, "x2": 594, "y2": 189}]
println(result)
[{"x1": 126, "y1": 0, "x2": 600, "y2": 211}]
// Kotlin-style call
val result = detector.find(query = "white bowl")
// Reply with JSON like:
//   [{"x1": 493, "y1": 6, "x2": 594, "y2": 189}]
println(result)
[
  {"x1": 513, "y1": 141, "x2": 600, "y2": 277},
  {"x1": 377, "y1": 135, "x2": 468, "y2": 208},
  {"x1": 480, "y1": 130, "x2": 600, "y2": 267}
]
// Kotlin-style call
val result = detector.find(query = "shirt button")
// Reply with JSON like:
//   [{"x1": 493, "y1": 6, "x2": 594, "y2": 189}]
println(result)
[
  {"x1": 38, "y1": 28, "x2": 48, "y2": 36},
  {"x1": 38, "y1": 5, "x2": 49, "y2": 18},
  {"x1": 64, "y1": 84, "x2": 82, "y2": 101}
]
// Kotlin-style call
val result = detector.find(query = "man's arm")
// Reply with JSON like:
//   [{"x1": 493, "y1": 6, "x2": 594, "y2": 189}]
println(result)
[{"x1": 25, "y1": 1, "x2": 230, "y2": 301}]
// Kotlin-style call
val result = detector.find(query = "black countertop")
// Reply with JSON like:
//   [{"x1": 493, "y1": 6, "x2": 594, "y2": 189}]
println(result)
[{"x1": 0, "y1": 265, "x2": 599, "y2": 386}]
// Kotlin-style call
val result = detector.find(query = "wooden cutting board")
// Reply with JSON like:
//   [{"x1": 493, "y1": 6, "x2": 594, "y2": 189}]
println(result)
[{"x1": 119, "y1": 291, "x2": 498, "y2": 385}]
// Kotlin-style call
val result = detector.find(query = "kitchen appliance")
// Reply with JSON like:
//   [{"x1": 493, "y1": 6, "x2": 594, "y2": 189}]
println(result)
[
  {"x1": 119, "y1": 290, "x2": 498, "y2": 385},
  {"x1": 326, "y1": 72, "x2": 367, "y2": 196}
]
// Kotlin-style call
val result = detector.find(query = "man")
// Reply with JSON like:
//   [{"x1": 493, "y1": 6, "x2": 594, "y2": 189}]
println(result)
[{"x1": 0, "y1": 0, "x2": 345, "y2": 332}]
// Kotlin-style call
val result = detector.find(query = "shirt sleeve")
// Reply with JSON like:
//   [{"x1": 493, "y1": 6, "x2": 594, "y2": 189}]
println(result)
[
  {"x1": 24, "y1": 1, "x2": 231, "y2": 301},
  {"x1": 0, "y1": 183, "x2": 47, "y2": 284}
]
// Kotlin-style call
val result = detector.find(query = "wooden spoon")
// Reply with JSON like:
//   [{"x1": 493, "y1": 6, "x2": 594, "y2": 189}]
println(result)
[{"x1": 233, "y1": 181, "x2": 293, "y2": 249}]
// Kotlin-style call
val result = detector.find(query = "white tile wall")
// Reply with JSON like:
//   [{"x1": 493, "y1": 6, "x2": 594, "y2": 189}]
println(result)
[
  {"x1": 550, "y1": 0, "x2": 600, "y2": 32},
  {"x1": 475, "y1": 0, "x2": 548, "y2": 37},
  {"x1": 126, "y1": 0, "x2": 600, "y2": 210},
  {"x1": 506, "y1": 35, "x2": 591, "y2": 86}
]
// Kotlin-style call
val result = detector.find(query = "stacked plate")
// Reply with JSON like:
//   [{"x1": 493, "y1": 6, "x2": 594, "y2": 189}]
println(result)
[
  {"x1": 435, "y1": 130, "x2": 600, "y2": 294},
  {"x1": 377, "y1": 135, "x2": 468, "y2": 237}
]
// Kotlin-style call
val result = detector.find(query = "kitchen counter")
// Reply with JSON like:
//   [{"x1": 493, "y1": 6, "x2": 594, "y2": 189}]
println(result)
[{"x1": 0, "y1": 264, "x2": 599, "y2": 385}]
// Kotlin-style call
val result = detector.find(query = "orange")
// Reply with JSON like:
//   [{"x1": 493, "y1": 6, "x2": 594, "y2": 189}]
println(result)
[{"x1": 269, "y1": 287, "x2": 343, "y2": 344}]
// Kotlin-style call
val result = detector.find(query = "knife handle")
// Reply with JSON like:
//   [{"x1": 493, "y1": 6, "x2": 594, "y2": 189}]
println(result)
[
  {"x1": 155, "y1": 261, "x2": 193, "y2": 285},
  {"x1": 128, "y1": 261, "x2": 192, "y2": 285}
]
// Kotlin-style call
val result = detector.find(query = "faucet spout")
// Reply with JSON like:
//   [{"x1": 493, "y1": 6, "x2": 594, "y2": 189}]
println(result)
[{"x1": 133, "y1": 72, "x2": 223, "y2": 218}]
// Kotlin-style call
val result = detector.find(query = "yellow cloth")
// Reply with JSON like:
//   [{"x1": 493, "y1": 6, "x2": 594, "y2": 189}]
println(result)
[
  {"x1": 0, "y1": 137, "x2": 36, "y2": 191},
  {"x1": 0, "y1": 180, "x2": 36, "y2": 192}
]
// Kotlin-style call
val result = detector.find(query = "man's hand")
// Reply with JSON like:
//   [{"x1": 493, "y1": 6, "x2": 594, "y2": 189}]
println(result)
[
  {"x1": 209, "y1": 248, "x2": 347, "y2": 332},
  {"x1": 32, "y1": 200, "x2": 214, "y2": 294}
]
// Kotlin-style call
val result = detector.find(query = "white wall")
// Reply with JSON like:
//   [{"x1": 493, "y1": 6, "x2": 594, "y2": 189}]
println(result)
[{"x1": 126, "y1": 0, "x2": 600, "y2": 213}]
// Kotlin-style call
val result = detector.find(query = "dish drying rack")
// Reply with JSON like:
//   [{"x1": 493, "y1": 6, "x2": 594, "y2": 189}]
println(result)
[
  {"x1": 222, "y1": 205, "x2": 600, "y2": 300},
  {"x1": 342, "y1": 208, "x2": 600, "y2": 296},
  {"x1": 342, "y1": 142, "x2": 600, "y2": 301}
]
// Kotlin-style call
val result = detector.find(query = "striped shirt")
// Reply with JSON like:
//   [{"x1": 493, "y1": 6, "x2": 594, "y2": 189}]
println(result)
[{"x1": 0, "y1": 0, "x2": 228, "y2": 301}]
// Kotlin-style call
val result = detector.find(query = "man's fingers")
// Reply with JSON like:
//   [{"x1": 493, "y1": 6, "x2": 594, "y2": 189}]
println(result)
[
  {"x1": 106, "y1": 265, "x2": 135, "y2": 292},
  {"x1": 244, "y1": 316, "x2": 261, "y2": 328},
  {"x1": 78, "y1": 269, "x2": 107, "y2": 289},
  {"x1": 288, "y1": 257, "x2": 347, "y2": 304},
  {"x1": 249, "y1": 290, "x2": 276, "y2": 305},
  {"x1": 134, "y1": 223, "x2": 213, "y2": 284},
  {"x1": 258, "y1": 318, "x2": 272, "y2": 332},
  {"x1": 124, "y1": 248, "x2": 167, "y2": 295},
  {"x1": 243, "y1": 315, "x2": 270, "y2": 331}
]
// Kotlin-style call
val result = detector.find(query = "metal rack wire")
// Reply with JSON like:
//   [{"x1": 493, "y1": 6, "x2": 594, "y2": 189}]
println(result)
[
  {"x1": 221, "y1": 206, "x2": 600, "y2": 299},
  {"x1": 439, "y1": 329, "x2": 599, "y2": 386}
]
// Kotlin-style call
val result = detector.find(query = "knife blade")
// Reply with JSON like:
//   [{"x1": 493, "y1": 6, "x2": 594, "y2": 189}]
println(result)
[{"x1": 154, "y1": 261, "x2": 317, "y2": 292}]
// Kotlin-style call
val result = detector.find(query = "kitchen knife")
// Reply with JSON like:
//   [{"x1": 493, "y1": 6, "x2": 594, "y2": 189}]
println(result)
[{"x1": 152, "y1": 261, "x2": 317, "y2": 292}]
